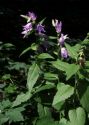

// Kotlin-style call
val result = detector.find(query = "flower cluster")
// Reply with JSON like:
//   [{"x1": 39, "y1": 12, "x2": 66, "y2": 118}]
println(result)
[
  {"x1": 21, "y1": 12, "x2": 69, "y2": 59},
  {"x1": 52, "y1": 19, "x2": 69, "y2": 58},
  {"x1": 21, "y1": 11, "x2": 45, "y2": 38}
]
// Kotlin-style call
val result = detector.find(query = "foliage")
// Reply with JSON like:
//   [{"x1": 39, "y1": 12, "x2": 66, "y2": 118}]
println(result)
[{"x1": 0, "y1": 12, "x2": 89, "y2": 125}]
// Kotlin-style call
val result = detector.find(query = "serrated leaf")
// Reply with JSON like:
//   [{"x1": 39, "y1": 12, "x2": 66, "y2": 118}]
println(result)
[
  {"x1": 38, "y1": 53, "x2": 54, "y2": 59},
  {"x1": 27, "y1": 63, "x2": 40, "y2": 92},
  {"x1": 52, "y1": 83, "x2": 74, "y2": 108},
  {"x1": 68, "y1": 107, "x2": 86, "y2": 125}
]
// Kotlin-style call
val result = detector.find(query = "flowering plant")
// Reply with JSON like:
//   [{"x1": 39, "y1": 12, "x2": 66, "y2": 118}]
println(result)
[{"x1": 0, "y1": 11, "x2": 89, "y2": 125}]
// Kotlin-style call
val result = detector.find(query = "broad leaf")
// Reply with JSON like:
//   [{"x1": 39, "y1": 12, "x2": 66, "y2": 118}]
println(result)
[
  {"x1": 66, "y1": 64, "x2": 80, "y2": 80},
  {"x1": 52, "y1": 83, "x2": 74, "y2": 109},
  {"x1": 52, "y1": 59, "x2": 69, "y2": 72},
  {"x1": 78, "y1": 81, "x2": 89, "y2": 113},
  {"x1": 68, "y1": 107, "x2": 86, "y2": 125},
  {"x1": 27, "y1": 63, "x2": 40, "y2": 92},
  {"x1": 65, "y1": 43, "x2": 80, "y2": 59},
  {"x1": 36, "y1": 117, "x2": 59, "y2": 125},
  {"x1": 12, "y1": 92, "x2": 32, "y2": 107},
  {"x1": 38, "y1": 53, "x2": 54, "y2": 59},
  {"x1": 52, "y1": 60, "x2": 80, "y2": 80},
  {"x1": 0, "y1": 114, "x2": 9, "y2": 125},
  {"x1": 5, "y1": 107, "x2": 24, "y2": 122}
]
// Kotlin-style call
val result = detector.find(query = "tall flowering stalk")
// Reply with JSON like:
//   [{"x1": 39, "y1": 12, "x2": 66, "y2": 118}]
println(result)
[{"x1": 52, "y1": 19, "x2": 69, "y2": 59}]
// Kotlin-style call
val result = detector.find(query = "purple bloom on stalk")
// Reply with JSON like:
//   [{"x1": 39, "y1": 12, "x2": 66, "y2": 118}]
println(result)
[
  {"x1": 28, "y1": 12, "x2": 37, "y2": 21},
  {"x1": 61, "y1": 47, "x2": 68, "y2": 58},
  {"x1": 58, "y1": 34, "x2": 68, "y2": 46},
  {"x1": 36, "y1": 24, "x2": 46, "y2": 34},
  {"x1": 52, "y1": 19, "x2": 62, "y2": 33},
  {"x1": 21, "y1": 23, "x2": 32, "y2": 37}
]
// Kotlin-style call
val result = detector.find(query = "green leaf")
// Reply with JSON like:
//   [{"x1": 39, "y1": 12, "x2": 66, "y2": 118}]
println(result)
[
  {"x1": 0, "y1": 114, "x2": 9, "y2": 125},
  {"x1": 20, "y1": 43, "x2": 38, "y2": 56},
  {"x1": 12, "y1": 92, "x2": 32, "y2": 107},
  {"x1": 66, "y1": 64, "x2": 80, "y2": 80},
  {"x1": 44, "y1": 72, "x2": 58, "y2": 80},
  {"x1": 34, "y1": 83, "x2": 55, "y2": 94},
  {"x1": 38, "y1": 103, "x2": 45, "y2": 118},
  {"x1": 5, "y1": 84, "x2": 17, "y2": 94},
  {"x1": 36, "y1": 117, "x2": 59, "y2": 125},
  {"x1": 27, "y1": 63, "x2": 40, "y2": 92},
  {"x1": 81, "y1": 38, "x2": 89, "y2": 45},
  {"x1": 68, "y1": 107, "x2": 86, "y2": 125},
  {"x1": 1, "y1": 100, "x2": 11, "y2": 109},
  {"x1": 77, "y1": 81, "x2": 89, "y2": 113},
  {"x1": 65, "y1": 43, "x2": 80, "y2": 59},
  {"x1": 38, "y1": 103, "x2": 52, "y2": 119},
  {"x1": 52, "y1": 83, "x2": 74, "y2": 109},
  {"x1": 59, "y1": 118, "x2": 70, "y2": 125},
  {"x1": 20, "y1": 46, "x2": 31, "y2": 56},
  {"x1": 38, "y1": 53, "x2": 54, "y2": 59},
  {"x1": 52, "y1": 59, "x2": 69, "y2": 72},
  {"x1": 49, "y1": 36, "x2": 57, "y2": 39},
  {"x1": 5, "y1": 107, "x2": 24, "y2": 122},
  {"x1": 2, "y1": 74, "x2": 11, "y2": 80},
  {"x1": 39, "y1": 17, "x2": 46, "y2": 25},
  {"x1": 52, "y1": 60, "x2": 80, "y2": 80}
]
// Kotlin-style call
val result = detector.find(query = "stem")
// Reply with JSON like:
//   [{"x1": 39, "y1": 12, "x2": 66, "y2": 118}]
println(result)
[{"x1": 73, "y1": 73, "x2": 78, "y2": 107}]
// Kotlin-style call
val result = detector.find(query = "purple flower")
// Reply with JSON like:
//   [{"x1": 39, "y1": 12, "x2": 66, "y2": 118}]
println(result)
[
  {"x1": 58, "y1": 34, "x2": 68, "y2": 46},
  {"x1": 52, "y1": 19, "x2": 62, "y2": 33},
  {"x1": 23, "y1": 23, "x2": 32, "y2": 31},
  {"x1": 28, "y1": 12, "x2": 36, "y2": 21},
  {"x1": 21, "y1": 23, "x2": 32, "y2": 37},
  {"x1": 36, "y1": 24, "x2": 46, "y2": 34},
  {"x1": 61, "y1": 47, "x2": 68, "y2": 58}
]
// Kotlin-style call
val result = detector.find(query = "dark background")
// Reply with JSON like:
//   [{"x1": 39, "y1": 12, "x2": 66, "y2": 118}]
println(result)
[{"x1": 0, "y1": 0, "x2": 89, "y2": 51}]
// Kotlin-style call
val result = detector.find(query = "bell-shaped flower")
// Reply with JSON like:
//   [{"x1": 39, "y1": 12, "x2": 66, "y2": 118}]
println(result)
[
  {"x1": 58, "y1": 34, "x2": 68, "y2": 46},
  {"x1": 61, "y1": 47, "x2": 68, "y2": 58},
  {"x1": 21, "y1": 22, "x2": 33, "y2": 37},
  {"x1": 52, "y1": 19, "x2": 62, "y2": 33},
  {"x1": 36, "y1": 24, "x2": 46, "y2": 34},
  {"x1": 27, "y1": 11, "x2": 37, "y2": 21}
]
